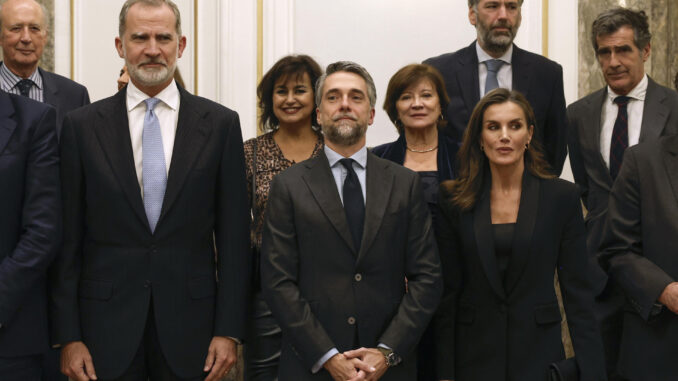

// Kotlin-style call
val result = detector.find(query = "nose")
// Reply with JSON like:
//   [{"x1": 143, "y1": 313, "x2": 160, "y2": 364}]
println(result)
[
  {"x1": 19, "y1": 26, "x2": 32, "y2": 43},
  {"x1": 497, "y1": 4, "x2": 508, "y2": 19},
  {"x1": 608, "y1": 51, "x2": 621, "y2": 68},
  {"x1": 499, "y1": 125, "x2": 510, "y2": 141},
  {"x1": 412, "y1": 95, "x2": 423, "y2": 108},
  {"x1": 339, "y1": 94, "x2": 351, "y2": 110},
  {"x1": 145, "y1": 39, "x2": 161, "y2": 56}
]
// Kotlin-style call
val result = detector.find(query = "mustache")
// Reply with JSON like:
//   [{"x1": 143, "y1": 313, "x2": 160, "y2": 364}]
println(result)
[
  {"x1": 139, "y1": 59, "x2": 168, "y2": 67},
  {"x1": 332, "y1": 113, "x2": 358, "y2": 122}
]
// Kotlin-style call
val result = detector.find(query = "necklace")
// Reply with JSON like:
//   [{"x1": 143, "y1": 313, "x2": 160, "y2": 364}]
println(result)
[{"x1": 406, "y1": 145, "x2": 438, "y2": 153}]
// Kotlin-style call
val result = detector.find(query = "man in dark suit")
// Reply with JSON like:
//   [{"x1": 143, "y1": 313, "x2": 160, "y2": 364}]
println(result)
[
  {"x1": 598, "y1": 133, "x2": 678, "y2": 381},
  {"x1": 0, "y1": 91, "x2": 60, "y2": 379},
  {"x1": 261, "y1": 61, "x2": 442, "y2": 381},
  {"x1": 0, "y1": 0, "x2": 90, "y2": 137},
  {"x1": 50, "y1": 1, "x2": 250, "y2": 380},
  {"x1": 567, "y1": 8, "x2": 678, "y2": 379},
  {"x1": 424, "y1": 0, "x2": 567, "y2": 175}
]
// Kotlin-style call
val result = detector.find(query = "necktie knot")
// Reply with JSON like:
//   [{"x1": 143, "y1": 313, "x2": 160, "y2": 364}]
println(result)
[
  {"x1": 614, "y1": 95, "x2": 631, "y2": 107},
  {"x1": 339, "y1": 158, "x2": 356, "y2": 172},
  {"x1": 144, "y1": 97, "x2": 161, "y2": 111},
  {"x1": 16, "y1": 78, "x2": 34, "y2": 97},
  {"x1": 485, "y1": 59, "x2": 504, "y2": 73}
]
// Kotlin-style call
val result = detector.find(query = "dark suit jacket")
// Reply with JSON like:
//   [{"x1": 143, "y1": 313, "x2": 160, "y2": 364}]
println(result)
[
  {"x1": 50, "y1": 85, "x2": 250, "y2": 379},
  {"x1": 435, "y1": 173, "x2": 605, "y2": 381},
  {"x1": 0, "y1": 92, "x2": 61, "y2": 357},
  {"x1": 598, "y1": 135, "x2": 678, "y2": 381},
  {"x1": 567, "y1": 77, "x2": 678, "y2": 294},
  {"x1": 371, "y1": 131, "x2": 458, "y2": 182},
  {"x1": 261, "y1": 151, "x2": 442, "y2": 380},
  {"x1": 39, "y1": 67, "x2": 90, "y2": 137},
  {"x1": 424, "y1": 42, "x2": 568, "y2": 175}
]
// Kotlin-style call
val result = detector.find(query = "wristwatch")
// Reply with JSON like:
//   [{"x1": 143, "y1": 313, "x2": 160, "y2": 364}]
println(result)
[{"x1": 377, "y1": 347, "x2": 402, "y2": 367}]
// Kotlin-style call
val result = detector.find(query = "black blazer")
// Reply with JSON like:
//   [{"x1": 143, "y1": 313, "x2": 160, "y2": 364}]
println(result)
[
  {"x1": 0, "y1": 92, "x2": 60, "y2": 357},
  {"x1": 567, "y1": 77, "x2": 678, "y2": 294},
  {"x1": 371, "y1": 131, "x2": 458, "y2": 182},
  {"x1": 39, "y1": 67, "x2": 90, "y2": 138},
  {"x1": 50, "y1": 85, "x2": 251, "y2": 379},
  {"x1": 599, "y1": 135, "x2": 678, "y2": 381},
  {"x1": 261, "y1": 151, "x2": 442, "y2": 380},
  {"x1": 424, "y1": 42, "x2": 567, "y2": 175},
  {"x1": 435, "y1": 173, "x2": 605, "y2": 381}
]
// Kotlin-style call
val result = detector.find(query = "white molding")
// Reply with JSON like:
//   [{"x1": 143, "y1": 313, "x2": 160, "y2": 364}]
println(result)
[
  {"x1": 53, "y1": 0, "x2": 71, "y2": 77},
  {"x1": 514, "y1": 0, "x2": 543, "y2": 55},
  {"x1": 263, "y1": 0, "x2": 294, "y2": 72}
]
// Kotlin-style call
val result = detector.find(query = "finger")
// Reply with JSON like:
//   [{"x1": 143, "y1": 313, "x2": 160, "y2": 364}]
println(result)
[
  {"x1": 343, "y1": 347, "x2": 366, "y2": 359},
  {"x1": 71, "y1": 365, "x2": 90, "y2": 381},
  {"x1": 84, "y1": 357, "x2": 97, "y2": 380},
  {"x1": 205, "y1": 354, "x2": 227, "y2": 381},
  {"x1": 347, "y1": 369, "x2": 367, "y2": 381},
  {"x1": 351, "y1": 358, "x2": 376, "y2": 374},
  {"x1": 204, "y1": 346, "x2": 216, "y2": 372}
]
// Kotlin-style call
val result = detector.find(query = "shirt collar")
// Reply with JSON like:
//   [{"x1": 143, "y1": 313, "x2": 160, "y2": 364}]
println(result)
[
  {"x1": 607, "y1": 74, "x2": 648, "y2": 102},
  {"x1": 0, "y1": 62, "x2": 43, "y2": 91},
  {"x1": 126, "y1": 79, "x2": 179, "y2": 112},
  {"x1": 476, "y1": 41, "x2": 513, "y2": 65},
  {"x1": 324, "y1": 144, "x2": 368, "y2": 169}
]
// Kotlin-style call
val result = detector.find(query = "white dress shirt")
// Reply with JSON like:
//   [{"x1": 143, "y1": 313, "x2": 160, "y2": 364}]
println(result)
[
  {"x1": 599, "y1": 74, "x2": 647, "y2": 169},
  {"x1": 324, "y1": 145, "x2": 367, "y2": 205},
  {"x1": 126, "y1": 79, "x2": 180, "y2": 198},
  {"x1": 476, "y1": 42, "x2": 513, "y2": 96}
]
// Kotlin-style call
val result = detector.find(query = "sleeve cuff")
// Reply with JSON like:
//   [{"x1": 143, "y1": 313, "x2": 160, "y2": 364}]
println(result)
[{"x1": 312, "y1": 348, "x2": 339, "y2": 373}]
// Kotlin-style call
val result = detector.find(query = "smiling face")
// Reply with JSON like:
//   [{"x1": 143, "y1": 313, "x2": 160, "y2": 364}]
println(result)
[
  {"x1": 317, "y1": 71, "x2": 375, "y2": 148},
  {"x1": 395, "y1": 79, "x2": 441, "y2": 132},
  {"x1": 470, "y1": 0, "x2": 521, "y2": 56},
  {"x1": 272, "y1": 72, "x2": 315, "y2": 128},
  {"x1": 596, "y1": 25, "x2": 649, "y2": 96},
  {"x1": 115, "y1": 2, "x2": 186, "y2": 96},
  {"x1": 0, "y1": 0, "x2": 47, "y2": 77},
  {"x1": 480, "y1": 100, "x2": 533, "y2": 169}
]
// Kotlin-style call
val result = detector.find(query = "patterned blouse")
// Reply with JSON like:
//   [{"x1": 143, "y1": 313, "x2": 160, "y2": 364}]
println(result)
[{"x1": 244, "y1": 130, "x2": 324, "y2": 248}]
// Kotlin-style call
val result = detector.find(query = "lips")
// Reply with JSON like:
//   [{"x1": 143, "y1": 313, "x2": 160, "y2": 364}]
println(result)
[
  {"x1": 497, "y1": 147, "x2": 514, "y2": 153},
  {"x1": 282, "y1": 107, "x2": 301, "y2": 114}
]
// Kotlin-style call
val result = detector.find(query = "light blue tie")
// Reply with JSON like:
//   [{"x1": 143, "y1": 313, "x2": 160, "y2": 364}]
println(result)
[
  {"x1": 484, "y1": 59, "x2": 504, "y2": 95},
  {"x1": 142, "y1": 97, "x2": 167, "y2": 233}
]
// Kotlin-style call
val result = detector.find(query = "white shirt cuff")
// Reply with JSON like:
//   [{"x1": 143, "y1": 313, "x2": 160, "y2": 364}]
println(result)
[{"x1": 312, "y1": 348, "x2": 339, "y2": 373}]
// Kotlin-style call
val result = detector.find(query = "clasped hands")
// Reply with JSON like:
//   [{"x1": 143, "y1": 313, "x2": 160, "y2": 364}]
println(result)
[
  {"x1": 324, "y1": 347, "x2": 388, "y2": 381},
  {"x1": 61, "y1": 336, "x2": 237, "y2": 381}
]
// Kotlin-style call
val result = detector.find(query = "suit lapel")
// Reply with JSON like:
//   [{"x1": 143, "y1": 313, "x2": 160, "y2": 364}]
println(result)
[
  {"x1": 504, "y1": 172, "x2": 539, "y2": 295},
  {"x1": 472, "y1": 181, "x2": 506, "y2": 300},
  {"x1": 458, "y1": 42, "x2": 480, "y2": 114},
  {"x1": 662, "y1": 135, "x2": 678, "y2": 206},
  {"x1": 302, "y1": 152, "x2": 356, "y2": 255},
  {"x1": 0, "y1": 93, "x2": 16, "y2": 154},
  {"x1": 93, "y1": 90, "x2": 149, "y2": 230},
  {"x1": 358, "y1": 153, "x2": 394, "y2": 261},
  {"x1": 511, "y1": 46, "x2": 531, "y2": 99},
  {"x1": 157, "y1": 87, "x2": 212, "y2": 226},
  {"x1": 38, "y1": 68, "x2": 58, "y2": 107},
  {"x1": 585, "y1": 89, "x2": 613, "y2": 187},
  {"x1": 639, "y1": 77, "x2": 670, "y2": 142}
]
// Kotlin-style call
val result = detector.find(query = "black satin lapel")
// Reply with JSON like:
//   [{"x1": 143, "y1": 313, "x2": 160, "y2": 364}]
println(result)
[
  {"x1": 639, "y1": 79, "x2": 669, "y2": 142},
  {"x1": 504, "y1": 172, "x2": 539, "y2": 295},
  {"x1": 302, "y1": 153, "x2": 357, "y2": 255},
  {"x1": 93, "y1": 92, "x2": 149, "y2": 230},
  {"x1": 358, "y1": 154, "x2": 393, "y2": 261},
  {"x1": 473, "y1": 185, "x2": 506, "y2": 300},
  {"x1": 512, "y1": 47, "x2": 531, "y2": 99},
  {"x1": 0, "y1": 94, "x2": 16, "y2": 154},
  {"x1": 663, "y1": 136, "x2": 678, "y2": 207},
  {"x1": 157, "y1": 91, "x2": 211, "y2": 226}
]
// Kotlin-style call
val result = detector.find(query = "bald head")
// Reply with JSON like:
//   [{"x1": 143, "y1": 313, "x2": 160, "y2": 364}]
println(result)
[{"x1": 0, "y1": 0, "x2": 48, "y2": 77}]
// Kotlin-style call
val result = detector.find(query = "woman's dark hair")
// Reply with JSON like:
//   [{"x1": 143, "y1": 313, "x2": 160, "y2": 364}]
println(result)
[
  {"x1": 443, "y1": 88, "x2": 553, "y2": 210},
  {"x1": 382, "y1": 64, "x2": 450, "y2": 134},
  {"x1": 257, "y1": 54, "x2": 322, "y2": 133}
]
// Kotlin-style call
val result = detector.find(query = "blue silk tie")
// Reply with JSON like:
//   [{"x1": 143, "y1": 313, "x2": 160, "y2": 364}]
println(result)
[
  {"x1": 485, "y1": 59, "x2": 504, "y2": 95},
  {"x1": 142, "y1": 97, "x2": 167, "y2": 233}
]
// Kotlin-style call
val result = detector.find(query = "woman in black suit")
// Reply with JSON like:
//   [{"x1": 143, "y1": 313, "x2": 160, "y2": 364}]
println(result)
[
  {"x1": 435, "y1": 89, "x2": 605, "y2": 381},
  {"x1": 372, "y1": 63, "x2": 458, "y2": 381}
]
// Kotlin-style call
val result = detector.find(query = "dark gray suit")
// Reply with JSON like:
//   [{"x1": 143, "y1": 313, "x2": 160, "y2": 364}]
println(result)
[
  {"x1": 261, "y1": 151, "x2": 442, "y2": 380},
  {"x1": 38, "y1": 68, "x2": 90, "y2": 138},
  {"x1": 567, "y1": 76, "x2": 678, "y2": 379},
  {"x1": 599, "y1": 134, "x2": 678, "y2": 381}
]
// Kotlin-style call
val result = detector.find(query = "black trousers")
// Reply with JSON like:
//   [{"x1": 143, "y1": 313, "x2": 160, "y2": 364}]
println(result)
[
  {"x1": 0, "y1": 354, "x2": 42, "y2": 381},
  {"x1": 595, "y1": 284, "x2": 625, "y2": 381},
  {"x1": 102, "y1": 304, "x2": 206, "y2": 381},
  {"x1": 244, "y1": 291, "x2": 281, "y2": 381}
]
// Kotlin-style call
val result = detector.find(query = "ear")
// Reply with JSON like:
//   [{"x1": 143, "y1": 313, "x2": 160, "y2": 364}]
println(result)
[
  {"x1": 115, "y1": 37, "x2": 124, "y2": 59},
  {"x1": 368, "y1": 107, "x2": 376, "y2": 126},
  {"x1": 177, "y1": 35, "x2": 187, "y2": 58},
  {"x1": 316, "y1": 107, "x2": 322, "y2": 125},
  {"x1": 527, "y1": 124, "x2": 534, "y2": 143},
  {"x1": 641, "y1": 42, "x2": 651, "y2": 62},
  {"x1": 468, "y1": 7, "x2": 477, "y2": 26}
]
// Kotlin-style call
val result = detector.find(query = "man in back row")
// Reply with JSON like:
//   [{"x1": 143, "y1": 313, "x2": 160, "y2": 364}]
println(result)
[{"x1": 425, "y1": 0, "x2": 567, "y2": 175}]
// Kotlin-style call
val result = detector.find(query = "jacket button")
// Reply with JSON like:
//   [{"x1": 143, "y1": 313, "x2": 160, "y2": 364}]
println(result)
[
  {"x1": 347, "y1": 317, "x2": 356, "y2": 325},
  {"x1": 354, "y1": 273, "x2": 362, "y2": 282}
]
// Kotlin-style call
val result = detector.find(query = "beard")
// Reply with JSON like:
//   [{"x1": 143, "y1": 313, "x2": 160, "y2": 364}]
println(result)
[
  {"x1": 321, "y1": 113, "x2": 368, "y2": 147},
  {"x1": 127, "y1": 59, "x2": 175, "y2": 88},
  {"x1": 477, "y1": 17, "x2": 520, "y2": 55}
]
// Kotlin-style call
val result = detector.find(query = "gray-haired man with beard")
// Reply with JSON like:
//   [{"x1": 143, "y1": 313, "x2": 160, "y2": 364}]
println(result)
[
  {"x1": 261, "y1": 61, "x2": 442, "y2": 381},
  {"x1": 425, "y1": 0, "x2": 568, "y2": 175}
]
